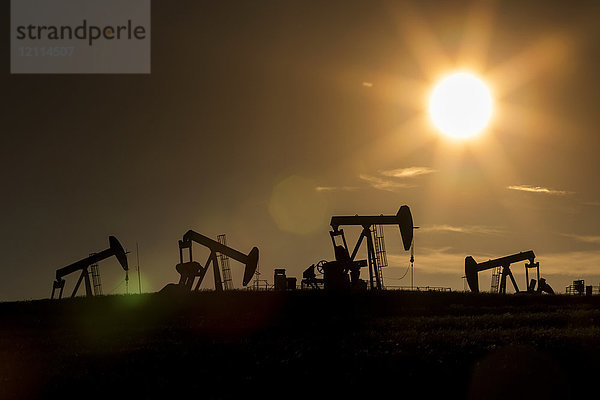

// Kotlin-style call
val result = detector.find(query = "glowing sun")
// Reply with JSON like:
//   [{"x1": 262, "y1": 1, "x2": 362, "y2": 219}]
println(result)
[{"x1": 428, "y1": 71, "x2": 493, "y2": 140}]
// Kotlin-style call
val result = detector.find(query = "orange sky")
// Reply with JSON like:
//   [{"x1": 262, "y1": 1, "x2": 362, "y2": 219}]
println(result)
[{"x1": 3, "y1": 0, "x2": 600, "y2": 300}]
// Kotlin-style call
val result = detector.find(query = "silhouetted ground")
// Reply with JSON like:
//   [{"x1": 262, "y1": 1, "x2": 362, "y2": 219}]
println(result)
[{"x1": 1, "y1": 291, "x2": 600, "y2": 399}]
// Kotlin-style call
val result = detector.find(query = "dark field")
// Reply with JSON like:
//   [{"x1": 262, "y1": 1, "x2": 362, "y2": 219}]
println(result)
[{"x1": 2, "y1": 292, "x2": 600, "y2": 399}]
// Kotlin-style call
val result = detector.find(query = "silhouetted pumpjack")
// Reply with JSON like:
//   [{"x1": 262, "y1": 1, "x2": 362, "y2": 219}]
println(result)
[
  {"x1": 465, "y1": 250, "x2": 554, "y2": 294},
  {"x1": 303, "y1": 206, "x2": 414, "y2": 290},
  {"x1": 51, "y1": 236, "x2": 128, "y2": 299},
  {"x1": 169, "y1": 230, "x2": 259, "y2": 292}
]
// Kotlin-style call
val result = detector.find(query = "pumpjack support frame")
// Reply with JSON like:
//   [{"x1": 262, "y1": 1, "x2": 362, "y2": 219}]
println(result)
[{"x1": 51, "y1": 236, "x2": 128, "y2": 299}]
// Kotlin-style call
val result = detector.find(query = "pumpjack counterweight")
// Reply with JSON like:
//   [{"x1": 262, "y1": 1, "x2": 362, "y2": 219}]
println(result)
[{"x1": 51, "y1": 236, "x2": 128, "y2": 299}]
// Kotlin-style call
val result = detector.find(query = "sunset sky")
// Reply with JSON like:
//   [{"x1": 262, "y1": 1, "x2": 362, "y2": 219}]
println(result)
[{"x1": 3, "y1": 0, "x2": 600, "y2": 301}]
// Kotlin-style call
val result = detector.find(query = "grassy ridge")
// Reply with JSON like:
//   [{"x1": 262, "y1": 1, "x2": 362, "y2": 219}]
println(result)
[{"x1": 1, "y1": 291, "x2": 599, "y2": 399}]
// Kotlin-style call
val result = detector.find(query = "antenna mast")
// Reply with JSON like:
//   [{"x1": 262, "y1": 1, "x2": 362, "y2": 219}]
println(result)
[{"x1": 136, "y1": 242, "x2": 141, "y2": 294}]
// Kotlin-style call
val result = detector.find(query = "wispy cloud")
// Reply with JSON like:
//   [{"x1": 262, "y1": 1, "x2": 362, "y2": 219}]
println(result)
[
  {"x1": 582, "y1": 201, "x2": 600, "y2": 207},
  {"x1": 359, "y1": 174, "x2": 413, "y2": 192},
  {"x1": 380, "y1": 166, "x2": 437, "y2": 178},
  {"x1": 420, "y1": 224, "x2": 504, "y2": 235},
  {"x1": 538, "y1": 250, "x2": 600, "y2": 275},
  {"x1": 562, "y1": 233, "x2": 600, "y2": 245},
  {"x1": 315, "y1": 186, "x2": 360, "y2": 192},
  {"x1": 362, "y1": 81, "x2": 373, "y2": 87},
  {"x1": 359, "y1": 165, "x2": 435, "y2": 192},
  {"x1": 507, "y1": 185, "x2": 570, "y2": 195}
]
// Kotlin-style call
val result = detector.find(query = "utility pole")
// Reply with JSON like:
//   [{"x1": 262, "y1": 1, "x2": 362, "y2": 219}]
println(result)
[{"x1": 136, "y1": 242, "x2": 141, "y2": 294}]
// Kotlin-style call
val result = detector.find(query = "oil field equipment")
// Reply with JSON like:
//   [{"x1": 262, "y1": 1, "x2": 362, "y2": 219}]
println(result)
[
  {"x1": 465, "y1": 250, "x2": 554, "y2": 294},
  {"x1": 51, "y1": 236, "x2": 129, "y2": 299},
  {"x1": 166, "y1": 230, "x2": 259, "y2": 292},
  {"x1": 566, "y1": 279, "x2": 586, "y2": 295},
  {"x1": 301, "y1": 260, "x2": 330, "y2": 290},
  {"x1": 302, "y1": 206, "x2": 414, "y2": 290},
  {"x1": 273, "y1": 269, "x2": 296, "y2": 291},
  {"x1": 565, "y1": 280, "x2": 599, "y2": 295}
]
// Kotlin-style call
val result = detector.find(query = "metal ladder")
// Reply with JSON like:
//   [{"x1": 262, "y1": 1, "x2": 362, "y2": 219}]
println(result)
[
  {"x1": 89, "y1": 257, "x2": 103, "y2": 296},
  {"x1": 490, "y1": 266, "x2": 501, "y2": 293},
  {"x1": 372, "y1": 225, "x2": 388, "y2": 288},
  {"x1": 217, "y1": 234, "x2": 233, "y2": 290}
]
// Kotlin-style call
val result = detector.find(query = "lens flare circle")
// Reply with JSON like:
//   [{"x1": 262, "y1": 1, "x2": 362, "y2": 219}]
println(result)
[{"x1": 428, "y1": 71, "x2": 493, "y2": 140}]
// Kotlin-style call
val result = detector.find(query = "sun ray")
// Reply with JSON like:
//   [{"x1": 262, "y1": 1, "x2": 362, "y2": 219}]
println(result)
[
  {"x1": 361, "y1": 111, "x2": 438, "y2": 167},
  {"x1": 422, "y1": 135, "x2": 518, "y2": 232},
  {"x1": 457, "y1": 0, "x2": 497, "y2": 70},
  {"x1": 494, "y1": 100, "x2": 571, "y2": 142},
  {"x1": 351, "y1": 0, "x2": 575, "y2": 244},
  {"x1": 366, "y1": 73, "x2": 432, "y2": 110},
  {"x1": 487, "y1": 33, "x2": 572, "y2": 98},
  {"x1": 387, "y1": 1, "x2": 453, "y2": 81},
  {"x1": 328, "y1": 67, "x2": 432, "y2": 111}
]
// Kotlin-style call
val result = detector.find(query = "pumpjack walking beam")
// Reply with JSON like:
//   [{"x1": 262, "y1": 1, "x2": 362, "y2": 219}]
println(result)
[
  {"x1": 176, "y1": 230, "x2": 259, "y2": 291},
  {"x1": 51, "y1": 236, "x2": 129, "y2": 299},
  {"x1": 329, "y1": 205, "x2": 414, "y2": 290}
]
